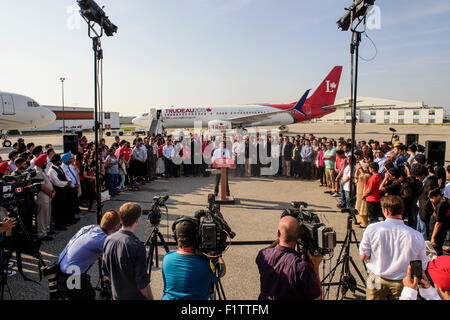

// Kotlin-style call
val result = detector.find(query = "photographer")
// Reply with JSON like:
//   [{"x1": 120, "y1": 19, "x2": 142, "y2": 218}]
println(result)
[
  {"x1": 57, "y1": 210, "x2": 121, "y2": 300},
  {"x1": 161, "y1": 216, "x2": 226, "y2": 300},
  {"x1": 400, "y1": 255, "x2": 450, "y2": 300},
  {"x1": 256, "y1": 215, "x2": 322, "y2": 300},
  {"x1": 102, "y1": 202, "x2": 153, "y2": 300}
]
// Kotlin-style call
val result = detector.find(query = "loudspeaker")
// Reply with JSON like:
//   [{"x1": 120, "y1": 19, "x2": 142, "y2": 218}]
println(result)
[
  {"x1": 63, "y1": 134, "x2": 78, "y2": 154},
  {"x1": 75, "y1": 130, "x2": 83, "y2": 139},
  {"x1": 406, "y1": 134, "x2": 419, "y2": 146},
  {"x1": 425, "y1": 141, "x2": 446, "y2": 166}
]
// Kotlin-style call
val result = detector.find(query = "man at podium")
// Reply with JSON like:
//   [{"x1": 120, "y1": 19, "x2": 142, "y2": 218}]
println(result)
[{"x1": 212, "y1": 141, "x2": 231, "y2": 197}]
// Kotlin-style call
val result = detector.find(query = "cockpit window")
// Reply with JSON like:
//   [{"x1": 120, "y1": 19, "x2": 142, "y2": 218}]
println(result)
[
  {"x1": 27, "y1": 101, "x2": 39, "y2": 107},
  {"x1": 142, "y1": 113, "x2": 148, "y2": 117}
]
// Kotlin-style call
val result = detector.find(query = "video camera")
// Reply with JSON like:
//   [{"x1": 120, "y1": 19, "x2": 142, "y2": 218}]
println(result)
[
  {"x1": 194, "y1": 194, "x2": 235, "y2": 258},
  {"x1": 0, "y1": 169, "x2": 43, "y2": 208},
  {"x1": 143, "y1": 195, "x2": 169, "y2": 226},
  {"x1": 281, "y1": 201, "x2": 336, "y2": 257}
]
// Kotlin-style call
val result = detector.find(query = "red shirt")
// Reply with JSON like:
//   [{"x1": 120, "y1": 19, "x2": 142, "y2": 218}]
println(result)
[
  {"x1": 365, "y1": 173, "x2": 382, "y2": 202},
  {"x1": 122, "y1": 148, "x2": 132, "y2": 162}
]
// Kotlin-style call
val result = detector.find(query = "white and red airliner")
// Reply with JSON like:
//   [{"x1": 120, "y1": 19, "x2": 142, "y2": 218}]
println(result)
[{"x1": 132, "y1": 66, "x2": 343, "y2": 132}]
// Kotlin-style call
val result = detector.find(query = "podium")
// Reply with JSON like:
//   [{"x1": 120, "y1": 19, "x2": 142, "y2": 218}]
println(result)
[{"x1": 213, "y1": 158, "x2": 236, "y2": 205}]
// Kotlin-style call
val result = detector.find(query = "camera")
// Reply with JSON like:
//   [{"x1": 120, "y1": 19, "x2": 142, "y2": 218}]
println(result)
[
  {"x1": 143, "y1": 195, "x2": 169, "y2": 226},
  {"x1": 281, "y1": 201, "x2": 336, "y2": 257},
  {"x1": 0, "y1": 169, "x2": 43, "y2": 207},
  {"x1": 195, "y1": 194, "x2": 235, "y2": 257}
]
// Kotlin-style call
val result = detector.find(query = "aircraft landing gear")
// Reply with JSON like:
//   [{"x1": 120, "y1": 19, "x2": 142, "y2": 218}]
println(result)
[
  {"x1": 0, "y1": 132, "x2": 11, "y2": 148},
  {"x1": 278, "y1": 125, "x2": 287, "y2": 131}
]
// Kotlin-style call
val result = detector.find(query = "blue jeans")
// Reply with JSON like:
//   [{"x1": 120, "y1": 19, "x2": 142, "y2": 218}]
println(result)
[
  {"x1": 108, "y1": 173, "x2": 118, "y2": 196},
  {"x1": 118, "y1": 173, "x2": 126, "y2": 189},
  {"x1": 340, "y1": 181, "x2": 346, "y2": 206},
  {"x1": 416, "y1": 214, "x2": 429, "y2": 241}
]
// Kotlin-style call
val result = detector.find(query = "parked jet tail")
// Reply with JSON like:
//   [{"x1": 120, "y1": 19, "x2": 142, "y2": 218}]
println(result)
[{"x1": 305, "y1": 66, "x2": 343, "y2": 107}]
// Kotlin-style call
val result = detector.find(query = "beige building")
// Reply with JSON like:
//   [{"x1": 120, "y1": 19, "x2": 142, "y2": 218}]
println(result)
[{"x1": 314, "y1": 97, "x2": 445, "y2": 124}]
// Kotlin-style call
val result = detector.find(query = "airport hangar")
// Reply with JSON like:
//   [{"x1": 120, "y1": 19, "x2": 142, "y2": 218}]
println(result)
[
  {"x1": 312, "y1": 96, "x2": 446, "y2": 124},
  {"x1": 21, "y1": 105, "x2": 120, "y2": 132}
]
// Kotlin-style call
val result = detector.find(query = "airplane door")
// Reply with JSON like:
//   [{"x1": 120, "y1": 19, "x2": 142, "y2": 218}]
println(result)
[
  {"x1": 150, "y1": 108, "x2": 156, "y2": 120},
  {"x1": 1, "y1": 94, "x2": 15, "y2": 115}
]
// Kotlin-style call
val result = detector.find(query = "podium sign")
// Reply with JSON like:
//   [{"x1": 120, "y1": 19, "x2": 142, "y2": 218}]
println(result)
[
  {"x1": 213, "y1": 158, "x2": 235, "y2": 203},
  {"x1": 213, "y1": 158, "x2": 235, "y2": 169}
]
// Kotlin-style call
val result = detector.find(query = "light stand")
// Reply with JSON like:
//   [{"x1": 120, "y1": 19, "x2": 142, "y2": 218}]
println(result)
[
  {"x1": 322, "y1": 1, "x2": 377, "y2": 299},
  {"x1": 79, "y1": 7, "x2": 115, "y2": 297}
]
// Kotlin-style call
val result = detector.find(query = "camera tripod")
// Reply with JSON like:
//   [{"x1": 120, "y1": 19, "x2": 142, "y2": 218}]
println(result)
[
  {"x1": 144, "y1": 224, "x2": 170, "y2": 277},
  {"x1": 321, "y1": 212, "x2": 366, "y2": 300},
  {"x1": 0, "y1": 204, "x2": 46, "y2": 300}
]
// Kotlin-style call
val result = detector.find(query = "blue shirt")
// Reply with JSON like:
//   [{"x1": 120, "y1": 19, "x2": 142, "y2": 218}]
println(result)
[
  {"x1": 162, "y1": 252, "x2": 217, "y2": 300},
  {"x1": 59, "y1": 225, "x2": 107, "y2": 274},
  {"x1": 375, "y1": 156, "x2": 387, "y2": 177}
]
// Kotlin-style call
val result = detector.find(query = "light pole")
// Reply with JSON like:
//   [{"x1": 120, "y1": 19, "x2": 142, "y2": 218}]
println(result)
[{"x1": 60, "y1": 77, "x2": 66, "y2": 134}]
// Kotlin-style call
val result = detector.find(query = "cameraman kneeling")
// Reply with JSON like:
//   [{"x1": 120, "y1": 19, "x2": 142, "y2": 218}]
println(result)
[
  {"x1": 256, "y1": 216, "x2": 322, "y2": 300},
  {"x1": 162, "y1": 216, "x2": 225, "y2": 300},
  {"x1": 57, "y1": 210, "x2": 120, "y2": 300}
]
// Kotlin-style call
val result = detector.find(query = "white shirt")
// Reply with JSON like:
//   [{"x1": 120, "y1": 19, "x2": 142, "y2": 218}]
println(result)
[
  {"x1": 399, "y1": 285, "x2": 442, "y2": 300},
  {"x1": 342, "y1": 165, "x2": 352, "y2": 192},
  {"x1": 281, "y1": 142, "x2": 286, "y2": 156},
  {"x1": 232, "y1": 141, "x2": 245, "y2": 155},
  {"x1": 212, "y1": 148, "x2": 231, "y2": 162},
  {"x1": 48, "y1": 165, "x2": 69, "y2": 188},
  {"x1": 359, "y1": 218, "x2": 429, "y2": 280}
]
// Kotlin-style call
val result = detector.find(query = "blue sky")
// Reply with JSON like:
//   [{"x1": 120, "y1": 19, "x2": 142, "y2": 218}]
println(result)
[{"x1": 0, "y1": 0, "x2": 449, "y2": 116}]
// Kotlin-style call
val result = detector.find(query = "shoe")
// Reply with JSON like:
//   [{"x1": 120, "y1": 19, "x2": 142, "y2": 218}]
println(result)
[
  {"x1": 336, "y1": 204, "x2": 345, "y2": 209},
  {"x1": 332, "y1": 193, "x2": 341, "y2": 197},
  {"x1": 40, "y1": 235, "x2": 54, "y2": 241},
  {"x1": 8, "y1": 262, "x2": 14, "y2": 269},
  {"x1": 324, "y1": 191, "x2": 331, "y2": 194},
  {"x1": 6, "y1": 270, "x2": 16, "y2": 277}
]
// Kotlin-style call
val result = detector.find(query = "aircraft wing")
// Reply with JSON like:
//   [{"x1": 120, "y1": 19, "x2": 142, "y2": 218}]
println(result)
[{"x1": 228, "y1": 89, "x2": 311, "y2": 127}]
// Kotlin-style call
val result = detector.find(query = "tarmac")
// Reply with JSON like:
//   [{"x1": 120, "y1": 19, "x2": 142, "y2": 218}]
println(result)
[{"x1": 1, "y1": 122, "x2": 449, "y2": 300}]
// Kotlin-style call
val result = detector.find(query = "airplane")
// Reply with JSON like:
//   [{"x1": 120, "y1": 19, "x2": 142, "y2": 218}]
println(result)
[
  {"x1": 132, "y1": 66, "x2": 343, "y2": 133},
  {"x1": 0, "y1": 91, "x2": 56, "y2": 147}
]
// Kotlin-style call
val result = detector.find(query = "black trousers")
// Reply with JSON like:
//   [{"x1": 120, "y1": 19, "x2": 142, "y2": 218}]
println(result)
[
  {"x1": 318, "y1": 166, "x2": 325, "y2": 185},
  {"x1": 367, "y1": 201, "x2": 383, "y2": 224},
  {"x1": 58, "y1": 271, "x2": 96, "y2": 300},
  {"x1": 164, "y1": 158, "x2": 173, "y2": 177},
  {"x1": 215, "y1": 169, "x2": 230, "y2": 196},
  {"x1": 302, "y1": 161, "x2": 312, "y2": 180}
]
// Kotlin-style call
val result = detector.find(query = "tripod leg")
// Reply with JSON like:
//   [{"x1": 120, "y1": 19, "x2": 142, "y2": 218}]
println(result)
[
  {"x1": 349, "y1": 257, "x2": 367, "y2": 287},
  {"x1": 147, "y1": 240, "x2": 155, "y2": 276},
  {"x1": 157, "y1": 232, "x2": 170, "y2": 253},
  {"x1": 154, "y1": 234, "x2": 159, "y2": 268}
]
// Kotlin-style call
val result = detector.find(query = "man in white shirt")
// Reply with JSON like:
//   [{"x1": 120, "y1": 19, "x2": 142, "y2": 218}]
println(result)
[
  {"x1": 162, "y1": 139, "x2": 174, "y2": 178},
  {"x1": 212, "y1": 142, "x2": 231, "y2": 197},
  {"x1": 359, "y1": 195, "x2": 428, "y2": 300},
  {"x1": 232, "y1": 136, "x2": 245, "y2": 177}
]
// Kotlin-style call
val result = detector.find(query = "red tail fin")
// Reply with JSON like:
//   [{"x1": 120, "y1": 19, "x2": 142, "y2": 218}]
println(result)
[{"x1": 305, "y1": 66, "x2": 343, "y2": 107}]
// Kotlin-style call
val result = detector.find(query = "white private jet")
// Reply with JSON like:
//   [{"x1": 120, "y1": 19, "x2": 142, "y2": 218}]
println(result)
[{"x1": 0, "y1": 91, "x2": 56, "y2": 147}]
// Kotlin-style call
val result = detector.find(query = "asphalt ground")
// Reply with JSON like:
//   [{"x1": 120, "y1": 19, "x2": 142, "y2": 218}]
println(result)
[{"x1": 4, "y1": 172, "x2": 366, "y2": 300}]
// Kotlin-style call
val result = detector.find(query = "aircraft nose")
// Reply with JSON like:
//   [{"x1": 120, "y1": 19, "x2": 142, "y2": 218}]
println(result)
[
  {"x1": 132, "y1": 116, "x2": 139, "y2": 125},
  {"x1": 43, "y1": 108, "x2": 56, "y2": 125}
]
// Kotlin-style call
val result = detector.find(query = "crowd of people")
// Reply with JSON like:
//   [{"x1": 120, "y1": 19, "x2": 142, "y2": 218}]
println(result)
[{"x1": 0, "y1": 130, "x2": 449, "y2": 300}]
